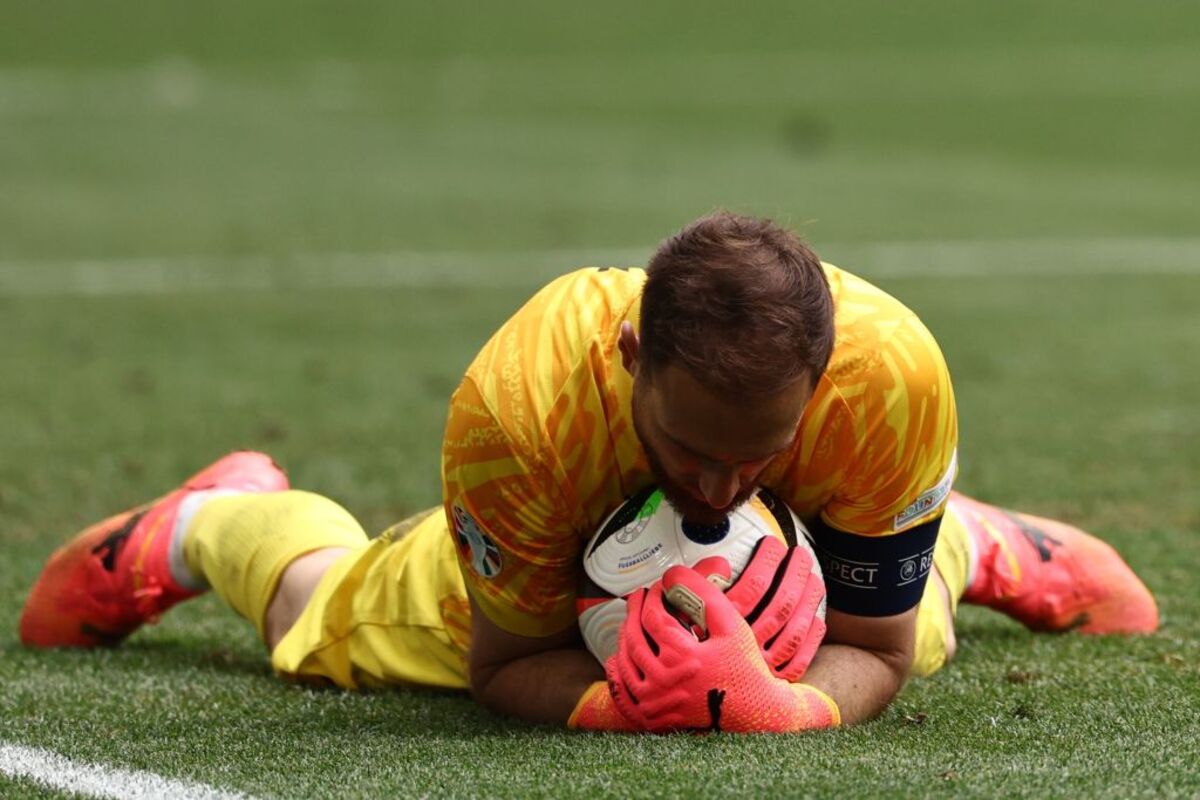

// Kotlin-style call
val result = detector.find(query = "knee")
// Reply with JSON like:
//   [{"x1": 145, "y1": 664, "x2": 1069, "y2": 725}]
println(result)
[
  {"x1": 942, "y1": 616, "x2": 957, "y2": 663},
  {"x1": 265, "y1": 547, "x2": 351, "y2": 650}
]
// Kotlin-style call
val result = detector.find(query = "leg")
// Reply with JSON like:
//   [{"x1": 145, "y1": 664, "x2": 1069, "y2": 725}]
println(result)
[
  {"x1": 909, "y1": 490, "x2": 1158, "y2": 679},
  {"x1": 258, "y1": 483, "x2": 488, "y2": 648},
  {"x1": 264, "y1": 548, "x2": 351, "y2": 650},
  {"x1": 20, "y1": 452, "x2": 290, "y2": 648},
  {"x1": 21, "y1": 456, "x2": 472, "y2": 692},
  {"x1": 114, "y1": 487, "x2": 471, "y2": 689},
  {"x1": 931, "y1": 570, "x2": 957, "y2": 662},
  {"x1": 182, "y1": 490, "x2": 370, "y2": 646},
  {"x1": 268, "y1": 509, "x2": 473, "y2": 690}
]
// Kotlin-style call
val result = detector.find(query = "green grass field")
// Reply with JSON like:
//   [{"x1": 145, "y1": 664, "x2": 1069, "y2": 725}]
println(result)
[{"x1": 2, "y1": 2, "x2": 1198, "y2": 797}]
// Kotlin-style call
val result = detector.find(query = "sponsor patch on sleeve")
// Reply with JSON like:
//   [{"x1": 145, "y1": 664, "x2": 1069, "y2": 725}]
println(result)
[{"x1": 893, "y1": 449, "x2": 957, "y2": 532}]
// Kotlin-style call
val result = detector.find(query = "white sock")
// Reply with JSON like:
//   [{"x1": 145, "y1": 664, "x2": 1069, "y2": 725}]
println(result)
[{"x1": 169, "y1": 489, "x2": 245, "y2": 591}]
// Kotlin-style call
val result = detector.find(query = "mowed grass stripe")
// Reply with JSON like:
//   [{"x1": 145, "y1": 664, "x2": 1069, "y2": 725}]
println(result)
[
  {"x1": 0, "y1": 237, "x2": 1197, "y2": 297},
  {"x1": 1, "y1": 43, "x2": 1196, "y2": 117},
  {"x1": 0, "y1": 742, "x2": 253, "y2": 800}
]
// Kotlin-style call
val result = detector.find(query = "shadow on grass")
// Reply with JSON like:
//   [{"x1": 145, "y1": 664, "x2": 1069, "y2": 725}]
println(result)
[{"x1": 0, "y1": 633, "x2": 272, "y2": 681}]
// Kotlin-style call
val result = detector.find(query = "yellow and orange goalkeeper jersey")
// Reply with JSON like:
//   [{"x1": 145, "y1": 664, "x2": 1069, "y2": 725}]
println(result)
[{"x1": 442, "y1": 264, "x2": 957, "y2": 637}]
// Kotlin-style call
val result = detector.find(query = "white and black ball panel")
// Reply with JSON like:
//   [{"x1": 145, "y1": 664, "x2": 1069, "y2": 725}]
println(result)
[{"x1": 581, "y1": 490, "x2": 784, "y2": 598}]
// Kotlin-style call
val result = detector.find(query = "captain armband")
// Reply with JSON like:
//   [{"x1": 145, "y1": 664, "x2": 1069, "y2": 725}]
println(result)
[{"x1": 807, "y1": 516, "x2": 943, "y2": 617}]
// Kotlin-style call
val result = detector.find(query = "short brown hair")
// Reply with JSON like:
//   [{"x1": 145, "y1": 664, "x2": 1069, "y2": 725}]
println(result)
[{"x1": 640, "y1": 211, "x2": 834, "y2": 396}]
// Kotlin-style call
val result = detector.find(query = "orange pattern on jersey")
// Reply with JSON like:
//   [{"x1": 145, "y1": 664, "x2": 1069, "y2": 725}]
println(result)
[
  {"x1": 442, "y1": 269, "x2": 651, "y2": 636},
  {"x1": 439, "y1": 593, "x2": 472, "y2": 657},
  {"x1": 765, "y1": 267, "x2": 958, "y2": 535},
  {"x1": 442, "y1": 265, "x2": 957, "y2": 638}
]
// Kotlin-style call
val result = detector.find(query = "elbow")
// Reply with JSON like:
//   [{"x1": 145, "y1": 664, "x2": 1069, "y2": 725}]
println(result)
[
  {"x1": 879, "y1": 646, "x2": 914, "y2": 700},
  {"x1": 876, "y1": 638, "x2": 916, "y2": 685},
  {"x1": 467, "y1": 657, "x2": 505, "y2": 711},
  {"x1": 862, "y1": 619, "x2": 916, "y2": 694}
]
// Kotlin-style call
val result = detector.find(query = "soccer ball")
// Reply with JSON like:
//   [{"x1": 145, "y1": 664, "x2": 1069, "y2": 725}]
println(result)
[{"x1": 576, "y1": 486, "x2": 825, "y2": 665}]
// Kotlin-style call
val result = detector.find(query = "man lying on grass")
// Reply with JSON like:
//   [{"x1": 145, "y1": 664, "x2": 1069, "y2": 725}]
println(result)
[{"x1": 20, "y1": 212, "x2": 1158, "y2": 732}]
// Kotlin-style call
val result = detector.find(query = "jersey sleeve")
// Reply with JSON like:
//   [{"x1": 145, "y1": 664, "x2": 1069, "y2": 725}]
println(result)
[
  {"x1": 822, "y1": 313, "x2": 958, "y2": 536},
  {"x1": 814, "y1": 314, "x2": 959, "y2": 616},
  {"x1": 441, "y1": 375, "x2": 580, "y2": 638}
]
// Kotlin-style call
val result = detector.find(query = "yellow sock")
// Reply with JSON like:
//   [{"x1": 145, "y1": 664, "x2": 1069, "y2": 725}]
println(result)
[
  {"x1": 911, "y1": 505, "x2": 973, "y2": 677},
  {"x1": 932, "y1": 504, "x2": 973, "y2": 613},
  {"x1": 183, "y1": 490, "x2": 369, "y2": 642}
]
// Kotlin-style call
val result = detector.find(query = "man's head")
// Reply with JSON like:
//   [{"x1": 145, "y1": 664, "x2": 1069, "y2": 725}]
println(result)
[{"x1": 621, "y1": 211, "x2": 834, "y2": 524}]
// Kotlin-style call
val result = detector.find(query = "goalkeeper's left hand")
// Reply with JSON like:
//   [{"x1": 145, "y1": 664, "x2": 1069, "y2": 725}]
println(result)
[
  {"x1": 715, "y1": 536, "x2": 827, "y2": 682},
  {"x1": 607, "y1": 564, "x2": 840, "y2": 733}
]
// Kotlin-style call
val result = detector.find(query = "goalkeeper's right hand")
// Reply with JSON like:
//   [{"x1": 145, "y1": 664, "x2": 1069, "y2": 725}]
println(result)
[{"x1": 609, "y1": 564, "x2": 840, "y2": 733}]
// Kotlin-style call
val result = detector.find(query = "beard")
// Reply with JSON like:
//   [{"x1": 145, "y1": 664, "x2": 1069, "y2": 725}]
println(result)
[{"x1": 633, "y1": 410, "x2": 758, "y2": 527}]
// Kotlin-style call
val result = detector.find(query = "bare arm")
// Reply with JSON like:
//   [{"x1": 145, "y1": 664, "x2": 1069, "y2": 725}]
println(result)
[
  {"x1": 467, "y1": 595, "x2": 604, "y2": 724},
  {"x1": 468, "y1": 576, "x2": 916, "y2": 726},
  {"x1": 800, "y1": 606, "x2": 916, "y2": 724},
  {"x1": 469, "y1": 584, "x2": 914, "y2": 727}
]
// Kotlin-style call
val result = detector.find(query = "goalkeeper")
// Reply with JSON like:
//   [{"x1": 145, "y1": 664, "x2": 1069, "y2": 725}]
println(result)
[{"x1": 20, "y1": 212, "x2": 1158, "y2": 733}]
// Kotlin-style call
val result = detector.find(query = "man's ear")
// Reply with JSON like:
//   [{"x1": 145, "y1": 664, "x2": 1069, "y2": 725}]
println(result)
[{"x1": 618, "y1": 321, "x2": 640, "y2": 376}]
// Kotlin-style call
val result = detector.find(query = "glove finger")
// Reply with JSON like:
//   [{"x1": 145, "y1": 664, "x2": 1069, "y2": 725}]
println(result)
[
  {"x1": 604, "y1": 615, "x2": 652, "y2": 728},
  {"x1": 615, "y1": 588, "x2": 658, "y2": 692},
  {"x1": 619, "y1": 585, "x2": 702, "y2": 722},
  {"x1": 662, "y1": 564, "x2": 743, "y2": 638},
  {"x1": 626, "y1": 584, "x2": 702, "y2": 687},
  {"x1": 690, "y1": 555, "x2": 733, "y2": 589},
  {"x1": 750, "y1": 546, "x2": 816, "y2": 650},
  {"x1": 603, "y1": 654, "x2": 637, "y2": 717},
  {"x1": 724, "y1": 536, "x2": 787, "y2": 619},
  {"x1": 764, "y1": 567, "x2": 826, "y2": 677},
  {"x1": 774, "y1": 615, "x2": 826, "y2": 683},
  {"x1": 637, "y1": 582, "x2": 704, "y2": 660},
  {"x1": 760, "y1": 570, "x2": 819, "y2": 667}
]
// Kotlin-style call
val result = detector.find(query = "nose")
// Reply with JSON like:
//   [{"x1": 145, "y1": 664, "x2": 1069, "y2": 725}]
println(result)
[{"x1": 697, "y1": 467, "x2": 741, "y2": 510}]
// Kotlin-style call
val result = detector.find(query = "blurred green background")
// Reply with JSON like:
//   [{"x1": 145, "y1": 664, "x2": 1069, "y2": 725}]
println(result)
[
  {"x1": 3, "y1": 0, "x2": 1198, "y2": 260},
  {"x1": 1, "y1": 3, "x2": 1198, "y2": 798}
]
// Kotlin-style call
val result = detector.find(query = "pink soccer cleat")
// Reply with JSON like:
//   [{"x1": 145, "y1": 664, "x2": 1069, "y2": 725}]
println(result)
[
  {"x1": 19, "y1": 451, "x2": 289, "y2": 648},
  {"x1": 954, "y1": 492, "x2": 1158, "y2": 635}
]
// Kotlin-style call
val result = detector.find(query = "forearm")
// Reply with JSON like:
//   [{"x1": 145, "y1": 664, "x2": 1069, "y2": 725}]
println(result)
[
  {"x1": 801, "y1": 642, "x2": 907, "y2": 724},
  {"x1": 798, "y1": 607, "x2": 916, "y2": 724},
  {"x1": 467, "y1": 590, "x2": 609, "y2": 724},
  {"x1": 471, "y1": 644, "x2": 604, "y2": 724}
]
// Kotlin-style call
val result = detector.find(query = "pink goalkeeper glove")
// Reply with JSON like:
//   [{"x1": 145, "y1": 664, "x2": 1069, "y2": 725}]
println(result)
[
  {"x1": 692, "y1": 536, "x2": 826, "y2": 682},
  {"x1": 723, "y1": 536, "x2": 826, "y2": 682},
  {"x1": 567, "y1": 681, "x2": 639, "y2": 732},
  {"x1": 607, "y1": 565, "x2": 840, "y2": 733}
]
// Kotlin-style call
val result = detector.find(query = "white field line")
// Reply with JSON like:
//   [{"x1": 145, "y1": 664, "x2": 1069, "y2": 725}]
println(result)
[
  {"x1": 0, "y1": 237, "x2": 1198, "y2": 298},
  {"x1": 0, "y1": 741, "x2": 252, "y2": 800}
]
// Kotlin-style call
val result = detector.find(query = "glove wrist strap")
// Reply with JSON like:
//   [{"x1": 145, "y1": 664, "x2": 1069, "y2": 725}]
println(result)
[
  {"x1": 567, "y1": 681, "x2": 638, "y2": 731},
  {"x1": 792, "y1": 683, "x2": 842, "y2": 728}
]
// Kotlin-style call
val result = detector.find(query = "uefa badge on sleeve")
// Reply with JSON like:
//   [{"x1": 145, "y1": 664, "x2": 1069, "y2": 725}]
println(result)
[{"x1": 452, "y1": 505, "x2": 503, "y2": 579}]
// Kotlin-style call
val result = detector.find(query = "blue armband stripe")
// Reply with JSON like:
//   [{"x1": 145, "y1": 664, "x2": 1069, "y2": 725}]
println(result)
[{"x1": 808, "y1": 516, "x2": 943, "y2": 617}]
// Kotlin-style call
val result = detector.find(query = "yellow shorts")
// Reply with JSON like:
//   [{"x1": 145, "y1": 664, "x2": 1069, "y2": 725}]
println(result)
[
  {"x1": 270, "y1": 505, "x2": 963, "y2": 690},
  {"x1": 270, "y1": 509, "x2": 473, "y2": 690}
]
